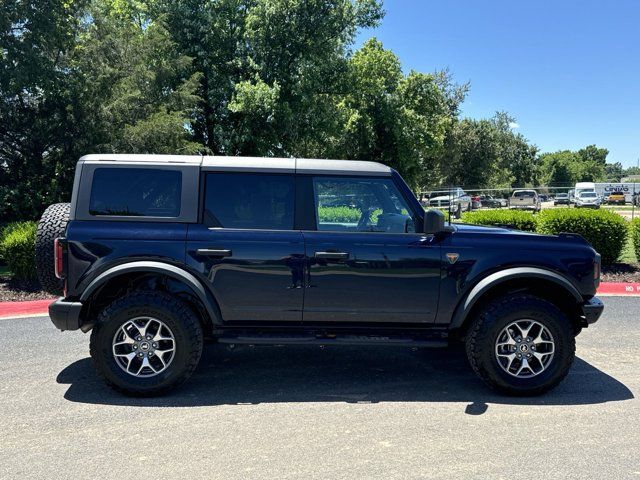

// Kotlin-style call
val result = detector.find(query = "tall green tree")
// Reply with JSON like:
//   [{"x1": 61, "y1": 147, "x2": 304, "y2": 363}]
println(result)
[
  {"x1": 431, "y1": 112, "x2": 537, "y2": 189},
  {"x1": 0, "y1": 0, "x2": 85, "y2": 220},
  {"x1": 73, "y1": 0, "x2": 202, "y2": 154}
]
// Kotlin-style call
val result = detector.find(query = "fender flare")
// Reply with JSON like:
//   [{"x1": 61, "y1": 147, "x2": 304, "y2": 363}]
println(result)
[
  {"x1": 80, "y1": 261, "x2": 220, "y2": 324},
  {"x1": 449, "y1": 267, "x2": 583, "y2": 330}
]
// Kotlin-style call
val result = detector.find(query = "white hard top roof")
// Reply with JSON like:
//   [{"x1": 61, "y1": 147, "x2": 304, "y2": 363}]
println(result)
[{"x1": 78, "y1": 154, "x2": 392, "y2": 176}]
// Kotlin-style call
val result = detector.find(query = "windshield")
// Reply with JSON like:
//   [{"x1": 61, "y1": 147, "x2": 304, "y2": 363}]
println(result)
[{"x1": 580, "y1": 192, "x2": 597, "y2": 198}]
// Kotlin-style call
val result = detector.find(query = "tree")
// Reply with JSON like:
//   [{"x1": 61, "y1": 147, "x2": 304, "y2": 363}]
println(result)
[
  {"x1": 72, "y1": 0, "x2": 202, "y2": 154},
  {"x1": 429, "y1": 112, "x2": 537, "y2": 189},
  {"x1": 539, "y1": 151, "x2": 576, "y2": 186},
  {"x1": 0, "y1": 0, "x2": 86, "y2": 220},
  {"x1": 578, "y1": 145, "x2": 608, "y2": 165},
  {"x1": 604, "y1": 162, "x2": 623, "y2": 182},
  {"x1": 538, "y1": 147, "x2": 606, "y2": 186}
]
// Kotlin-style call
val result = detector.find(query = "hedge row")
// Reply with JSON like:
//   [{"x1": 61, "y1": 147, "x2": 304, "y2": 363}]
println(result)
[
  {"x1": 630, "y1": 218, "x2": 640, "y2": 262},
  {"x1": 461, "y1": 208, "x2": 628, "y2": 264},
  {"x1": 459, "y1": 209, "x2": 537, "y2": 232},
  {"x1": 0, "y1": 221, "x2": 38, "y2": 280}
]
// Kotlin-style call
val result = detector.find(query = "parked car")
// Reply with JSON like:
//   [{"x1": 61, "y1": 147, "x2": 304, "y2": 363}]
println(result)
[
  {"x1": 606, "y1": 192, "x2": 626, "y2": 205},
  {"x1": 427, "y1": 188, "x2": 472, "y2": 217},
  {"x1": 509, "y1": 189, "x2": 541, "y2": 212},
  {"x1": 36, "y1": 154, "x2": 603, "y2": 397},
  {"x1": 479, "y1": 195, "x2": 507, "y2": 208},
  {"x1": 575, "y1": 191, "x2": 601, "y2": 209},
  {"x1": 554, "y1": 193, "x2": 570, "y2": 206}
]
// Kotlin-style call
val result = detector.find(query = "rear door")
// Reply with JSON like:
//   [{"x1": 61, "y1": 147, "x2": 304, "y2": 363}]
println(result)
[
  {"x1": 301, "y1": 175, "x2": 442, "y2": 324},
  {"x1": 186, "y1": 171, "x2": 304, "y2": 322}
]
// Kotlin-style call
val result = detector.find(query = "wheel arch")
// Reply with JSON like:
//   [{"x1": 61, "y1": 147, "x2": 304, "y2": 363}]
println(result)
[
  {"x1": 79, "y1": 261, "x2": 221, "y2": 333},
  {"x1": 450, "y1": 267, "x2": 584, "y2": 338}
]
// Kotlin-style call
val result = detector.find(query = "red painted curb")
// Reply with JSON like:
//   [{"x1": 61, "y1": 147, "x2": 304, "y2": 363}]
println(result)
[
  {"x1": 597, "y1": 282, "x2": 640, "y2": 296},
  {"x1": 0, "y1": 298, "x2": 55, "y2": 318}
]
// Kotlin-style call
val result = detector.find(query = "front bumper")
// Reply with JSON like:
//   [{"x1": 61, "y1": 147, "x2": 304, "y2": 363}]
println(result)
[
  {"x1": 581, "y1": 296, "x2": 604, "y2": 325},
  {"x1": 49, "y1": 298, "x2": 83, "y2": 331}
]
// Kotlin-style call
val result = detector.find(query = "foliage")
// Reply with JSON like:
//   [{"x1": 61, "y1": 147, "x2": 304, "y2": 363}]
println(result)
[
  {"x1": 318, "y1": 206, "x2": 361, "y2": 223},
  {"x1": 605, "y1": 162, "x2": 624, "y2": 182},
  {"x1": 630, "y1": 218, "x2": 640, "y2": 263},
  {"x1": 0, "y1": 0, "x2": 627, "y2": 223},
  {"x1": 536, "y1": 208, "x2": 627, "y2": 265},
  {"x1": 538, "y1": 145, "x2": 607, "y2": 186},
  {"x1": 0, "y1": 0, "x2": 86, "y2": 221},
  {"x1": 0, "y1": 221, "x2": 38, "y2": 279},
  {"x1": 460, "y1": 210, "x2": 538, "y2": 232},
  {"x1": 430, "y1": 112, "x2": 538, "y2": 190}
]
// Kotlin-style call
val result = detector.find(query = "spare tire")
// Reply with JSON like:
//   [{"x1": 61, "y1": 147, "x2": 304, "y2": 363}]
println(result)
[{"x1": 35, "y1": 203, "x2": 70, "y2": 296}]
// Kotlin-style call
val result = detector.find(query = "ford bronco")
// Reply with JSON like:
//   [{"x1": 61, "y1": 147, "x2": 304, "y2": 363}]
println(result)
[{"x1": 36, "y1": 155, "x2": 603, "y2": 396}]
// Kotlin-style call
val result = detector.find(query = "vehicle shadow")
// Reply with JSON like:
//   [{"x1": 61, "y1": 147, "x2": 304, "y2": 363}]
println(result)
[{"x1": 57, "y1": 344, "x2": 634, "y2": 414}]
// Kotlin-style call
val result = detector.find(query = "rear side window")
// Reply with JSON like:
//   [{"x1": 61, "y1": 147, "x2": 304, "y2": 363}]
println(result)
[
  {"x1": 204, "y1": 173, "x2": 294, "y2": 230},
  {"x1": 89, "y1": 168, "x2": 182, "y2": 217}
]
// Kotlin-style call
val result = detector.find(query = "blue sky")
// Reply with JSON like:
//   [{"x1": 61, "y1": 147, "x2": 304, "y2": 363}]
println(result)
[{"x1": 356, "y1": 0, "x2": 639, "y2": 167}]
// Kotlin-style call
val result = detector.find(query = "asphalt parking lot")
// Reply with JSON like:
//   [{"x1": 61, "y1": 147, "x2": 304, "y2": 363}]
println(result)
[{"x1": 0, "y1": 297, "x2": 638, "y2": 480}]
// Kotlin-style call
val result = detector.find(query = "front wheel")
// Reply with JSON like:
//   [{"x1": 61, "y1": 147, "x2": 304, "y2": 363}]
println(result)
[
  {"x1": 90, "y1": 291, "x2": 203, "y2": 396},
  {"x1": 465, "y1": 294, "x2": 575, "y2": 396}
]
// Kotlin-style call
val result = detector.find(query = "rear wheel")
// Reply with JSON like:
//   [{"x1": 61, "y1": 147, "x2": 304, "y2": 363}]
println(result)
[
  {"x1": 90, "y1": 291, "x2": 203, "y2": 396},
  {"x1": 465, "y1": 294, "x2": 575, "y2": 396}
]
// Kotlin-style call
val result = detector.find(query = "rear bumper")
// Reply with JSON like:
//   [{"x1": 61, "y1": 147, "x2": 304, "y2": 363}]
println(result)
[
  {"x1": 49, "y1": 298, "x2": 83, "y2": 331},
  {"x1": 581, "y1": 296, "x2": 604, "y2": 325}
]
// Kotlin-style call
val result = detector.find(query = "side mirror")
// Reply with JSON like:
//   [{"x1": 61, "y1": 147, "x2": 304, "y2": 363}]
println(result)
[{"x1": 423, "y1": 208, "x2": 446, "y2": 234}]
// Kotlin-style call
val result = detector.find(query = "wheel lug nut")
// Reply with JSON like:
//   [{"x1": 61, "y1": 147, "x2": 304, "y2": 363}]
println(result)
[
  {"x1": 517, "y1": 354, "x2": 522, "y2": 358},
  {"x1": 146, "y1": 335, "x2": 151, "y2": 340},
  {"x1": 149, "y1": 351, "x2": 154, "y2": 356},
  {"x1": 152, "y1": 343, "x2": 158, "y2": 348},
  {"x1": 137, "y1": 352, "x2": 143, "y2": 357},
  {"x1": 136, "y1": 336, "x2": 142, "y2": 341},
  {"x1": 133, "y1": 345, "x2": 137, "y2": 350}
]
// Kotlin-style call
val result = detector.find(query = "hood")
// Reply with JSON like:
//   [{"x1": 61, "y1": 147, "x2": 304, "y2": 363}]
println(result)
[{"x1": 453, "y1": 222, "x2": 591, "y2": 246}]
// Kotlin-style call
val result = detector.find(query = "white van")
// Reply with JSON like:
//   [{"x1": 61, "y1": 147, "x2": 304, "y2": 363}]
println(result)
[{"x1": 575, "y1": 182, "x2": 596, "y2": 197}]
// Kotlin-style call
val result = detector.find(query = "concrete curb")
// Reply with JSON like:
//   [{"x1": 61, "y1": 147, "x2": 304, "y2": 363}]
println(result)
[{"x1": 1, "y1": 283, "x2": 638, "y2": 320}]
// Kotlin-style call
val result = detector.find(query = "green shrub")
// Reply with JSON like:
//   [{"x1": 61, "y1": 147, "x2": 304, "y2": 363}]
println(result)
[
  {"x1": 0, "y1": 221, "x2": 38, "y2": 279},
  {"x1": 537, "y1": 208, "x2": 627, "y2": 264},
  {"x1": 317, "y1": 206, "x2": 361, "y2": 223},
  {"x1": 0, "y1": 222, "x2": 22, "y2": 264},
  {"x1": 630, "y1": 218, "x2": 640, "y2": 262},
  {"x1": 460, "y1": 209, "x2": 537, "y2": 232}
]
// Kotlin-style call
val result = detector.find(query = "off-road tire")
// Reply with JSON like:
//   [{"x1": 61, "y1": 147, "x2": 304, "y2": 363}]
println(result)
[
  {"x1": 35, "y1": 203, "x2": 70, "y2": 295},
  {"x1": 466, "y1": 294, "x2": 575, "y2": 396},
  {"x1": 90, "y1": 291, "x2": 203, "y2": 396}
]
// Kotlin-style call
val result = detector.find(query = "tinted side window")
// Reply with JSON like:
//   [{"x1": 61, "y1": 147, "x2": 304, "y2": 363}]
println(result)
[
  {"x1": 89, "y1": 168, "x2": 182, "y2": 217},
  {"x1": 204, "y1": 173, "x2": 294, "y2": 230},
  {"x1": 313, "y1": 177, "x2": 414, "y2": 233}
]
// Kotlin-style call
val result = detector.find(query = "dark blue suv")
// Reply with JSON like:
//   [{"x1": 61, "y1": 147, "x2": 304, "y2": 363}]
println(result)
[{"x1": 35, "y1": 155, "x2": 603, "y2": 396}]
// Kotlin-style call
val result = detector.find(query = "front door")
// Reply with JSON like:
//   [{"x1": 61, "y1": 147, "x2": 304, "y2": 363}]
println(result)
[
  {"x1": 302, "y1": 175, "x2": 441, "y2": 324},
  {"x1": 187, "y1": 172, "x2": 304, "y2": 322}
]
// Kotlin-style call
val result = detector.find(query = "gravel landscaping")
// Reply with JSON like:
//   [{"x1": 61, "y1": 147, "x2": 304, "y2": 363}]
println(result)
[
  {"x1": 601, "y1": 263, "x2": 640, "y2": 283},
  {"x1": 0, "y1": 275, "x2": 53, "y2": 302}
]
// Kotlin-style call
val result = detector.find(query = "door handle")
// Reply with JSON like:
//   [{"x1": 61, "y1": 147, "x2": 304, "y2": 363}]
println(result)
[
  {"x1": 314, "y1": 251, "x2": 349, "y2": 260},
  {"x1": 196, "y1": 248, "x2": 232, "y2": 258}
]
